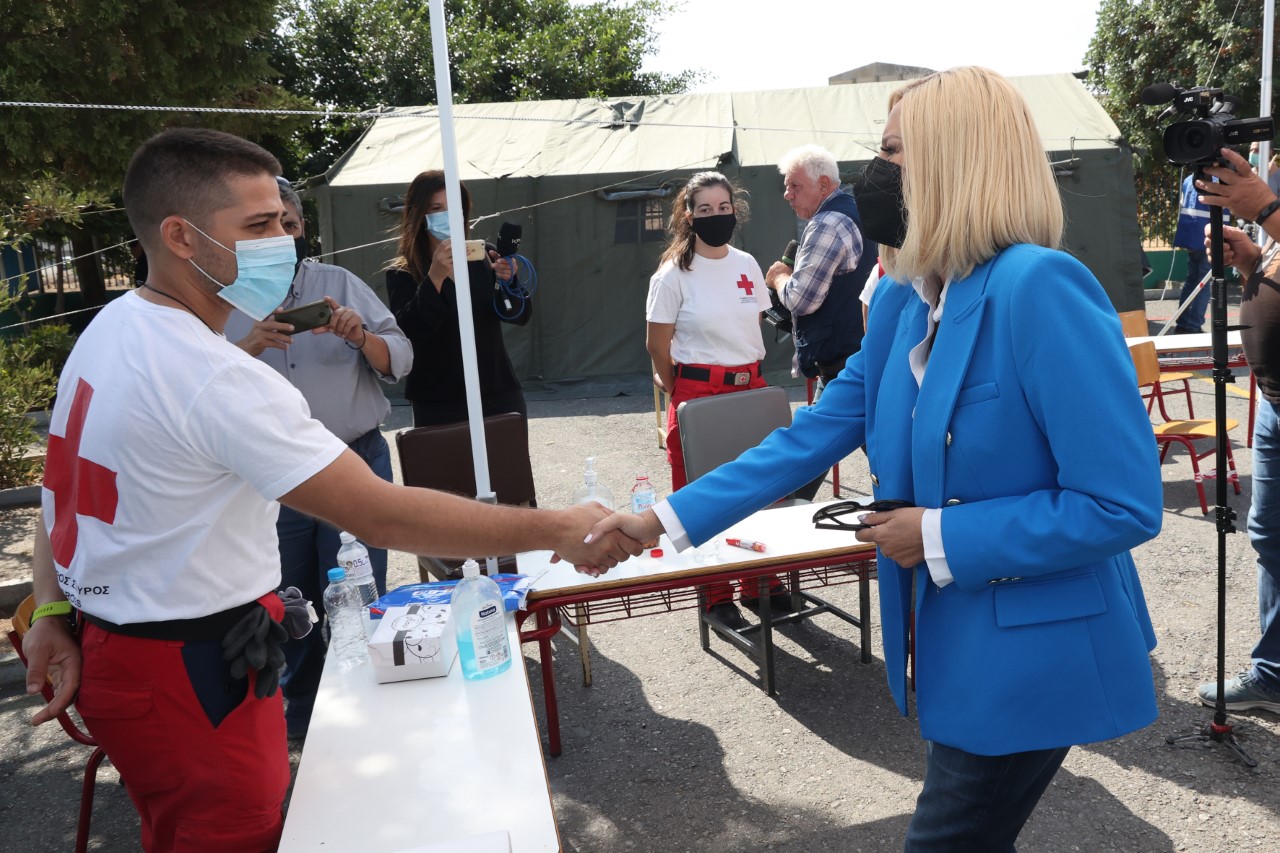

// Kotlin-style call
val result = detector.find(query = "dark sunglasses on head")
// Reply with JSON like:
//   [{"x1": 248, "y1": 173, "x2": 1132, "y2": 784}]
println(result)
[{"x1": 812, "y1": 499, "x2": 915, "y2": 531}]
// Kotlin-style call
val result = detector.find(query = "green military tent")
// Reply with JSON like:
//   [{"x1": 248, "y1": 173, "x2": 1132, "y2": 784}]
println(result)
[{"x1": 310, "y1": 73, "x2": 1141, "y2": 393}]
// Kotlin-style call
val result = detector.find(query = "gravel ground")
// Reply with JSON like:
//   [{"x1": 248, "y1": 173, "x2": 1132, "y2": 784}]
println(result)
[{"x1": 2, "y1": 293, "x2": 1279, "y2": 851}]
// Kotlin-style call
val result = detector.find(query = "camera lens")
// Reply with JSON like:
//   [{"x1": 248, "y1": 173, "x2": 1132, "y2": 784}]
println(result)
[{"x1": 1163, "y1": 119, "x2": 1220, "y2": 165}]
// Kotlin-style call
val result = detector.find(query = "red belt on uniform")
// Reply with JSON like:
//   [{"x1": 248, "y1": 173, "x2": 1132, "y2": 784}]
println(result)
[{"x1": 675, "y1": 362, "x2": 760, "y2": 386}]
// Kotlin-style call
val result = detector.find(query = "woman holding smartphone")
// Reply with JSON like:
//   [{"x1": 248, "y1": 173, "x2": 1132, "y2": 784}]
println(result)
[{"x1": 387, "y1": 170, "x2": 532, "y2": 427}]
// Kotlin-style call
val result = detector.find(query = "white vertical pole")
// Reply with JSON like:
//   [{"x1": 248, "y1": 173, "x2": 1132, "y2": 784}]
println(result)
[
  {"x1": 428, "y1": 0, "x2": 498, "y2": 572},
  {"x1": 1260, "y1": 0, "x2": 1275, "y2": 246}
]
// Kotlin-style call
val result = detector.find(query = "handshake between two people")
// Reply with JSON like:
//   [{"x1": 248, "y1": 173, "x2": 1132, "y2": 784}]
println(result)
[{"x1": 553, "y1": 505, "x2": 665, "y2": 577}]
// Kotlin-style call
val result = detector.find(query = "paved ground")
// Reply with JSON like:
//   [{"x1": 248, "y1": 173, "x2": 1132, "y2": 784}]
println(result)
[{"x1": 2, "y1": 293, "x2": 1280, "y2": 851}]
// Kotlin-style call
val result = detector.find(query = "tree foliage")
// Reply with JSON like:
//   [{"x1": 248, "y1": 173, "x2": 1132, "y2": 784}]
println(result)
[
  {"x1": 275, "y1": 0, "x2": 699, "y2": 177},
  {"x1": 0, "y1": 0, "x2": 311, "y2": 306},
  {"x1": 0, "y1": 0, "x2": 695, "y2": 298},
  {"x1": 1086, "y1": 0, "x2": 1274, "y2": 242},
  {"x1": 0, "y1": 1, "x2": 309, "y2": 204}
]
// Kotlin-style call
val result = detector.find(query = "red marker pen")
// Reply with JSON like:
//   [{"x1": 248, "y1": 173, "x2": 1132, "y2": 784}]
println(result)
[{"x1": 725, "y1": 538, "x2": 766, "y2": 553}]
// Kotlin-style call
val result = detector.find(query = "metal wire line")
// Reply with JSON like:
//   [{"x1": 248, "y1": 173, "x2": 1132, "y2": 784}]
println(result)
[{"x1": 0, "y1": 99, "x2": 1111, "y2": 145}]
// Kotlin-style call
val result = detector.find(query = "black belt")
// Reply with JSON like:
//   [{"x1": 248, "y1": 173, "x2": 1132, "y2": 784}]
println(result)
[
  {"x1": 675, "y1": 364, "x2": 758, "y2": 386},
  {"x1": 82, "y1": 600, "x2": 259, "y2": 642}
]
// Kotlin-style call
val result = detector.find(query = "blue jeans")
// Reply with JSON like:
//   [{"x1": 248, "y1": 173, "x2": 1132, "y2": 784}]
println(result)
[
  {"x1": 904, "y1": 741, "x2": 1070, "y2": 852},
  {"x1": 278, "y1": 428, "x2": 392, "y2": 730},
  {"x1": 1247, "y1": 400, "x2": 1280, "y2": 694},
  {"x1": 1175, "y1": 251, "x2": 1212, "y2": 333}
]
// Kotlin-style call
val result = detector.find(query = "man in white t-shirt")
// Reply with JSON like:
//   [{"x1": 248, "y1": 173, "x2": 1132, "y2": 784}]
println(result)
[{"x1": 21, "y1": 128, "x2": 640, "y2": 853}]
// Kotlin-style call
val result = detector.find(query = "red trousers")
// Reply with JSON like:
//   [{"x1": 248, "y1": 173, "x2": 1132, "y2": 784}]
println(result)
[
  {"x1": 76, "y1": 622, "x2": 289, "y2": 852},
  {"x1": 665, "y1": 364, "x2": 767, "y2": 491}
]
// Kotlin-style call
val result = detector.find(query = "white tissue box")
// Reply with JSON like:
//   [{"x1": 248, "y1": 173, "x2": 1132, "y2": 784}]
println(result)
[{"x1": 367, "y1": 603, "x2": 457, "y2": 683}]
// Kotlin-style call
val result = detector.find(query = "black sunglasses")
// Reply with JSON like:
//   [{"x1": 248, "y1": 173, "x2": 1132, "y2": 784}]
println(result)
[{"x1": 812, "y1": 499, "x2": 915, "y2": 531}]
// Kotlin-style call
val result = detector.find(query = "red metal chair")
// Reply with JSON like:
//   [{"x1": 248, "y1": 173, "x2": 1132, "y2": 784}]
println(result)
[
  {"x1": 1130, "y1": 342, "x2": 1240, "y2": 514},
  {"x1": 8, "y1": 595, "x2": 107, "y2": 853}
]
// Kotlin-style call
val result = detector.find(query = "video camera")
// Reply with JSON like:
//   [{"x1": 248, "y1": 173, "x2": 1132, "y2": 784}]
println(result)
[
  {"x1": 763, "y1": 239, "x2": 798, "y2": 341},
  {"x1": 1141, "y1": 82, "x2": 1274, "y2": 167}
]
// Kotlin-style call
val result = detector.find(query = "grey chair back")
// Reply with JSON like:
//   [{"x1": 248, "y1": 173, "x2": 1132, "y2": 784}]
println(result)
[{"x1": 677, "y1": 386, "x2": 793, "y2": 484}]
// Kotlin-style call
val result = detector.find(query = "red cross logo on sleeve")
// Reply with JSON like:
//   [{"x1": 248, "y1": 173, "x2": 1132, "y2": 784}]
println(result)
[
  {"x1": 44, "y1": 378, "x2": 118, "y2": 567},
  {"x1": 736, "y1": 274, "x2": 755, "y2": 296}
]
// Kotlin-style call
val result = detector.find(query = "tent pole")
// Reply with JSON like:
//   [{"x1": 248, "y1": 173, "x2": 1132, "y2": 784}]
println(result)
[
  {"x1": 1260, "y1": 0, "x2": 1275, "y2": 248},
  {"x1": 429, "y1": 0, "x2": 499, "y2": 574}
]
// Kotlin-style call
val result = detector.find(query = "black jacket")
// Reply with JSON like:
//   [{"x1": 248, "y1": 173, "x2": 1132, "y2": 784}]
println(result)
[{"x1": 386, "y1": 259, "x2": 532, "y2": 406}]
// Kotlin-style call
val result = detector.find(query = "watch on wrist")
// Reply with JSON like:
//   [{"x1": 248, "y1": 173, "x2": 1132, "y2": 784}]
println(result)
[
  {"x1": 29, "y1": 600, "x2": 74, "y2": 628},
  {"x1": 1255, "y1": 199, "x2": 1280, "y2": 227}
]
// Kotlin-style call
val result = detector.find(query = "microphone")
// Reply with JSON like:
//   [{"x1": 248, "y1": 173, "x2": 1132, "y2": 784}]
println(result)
[
  {"x1": 781, "y1": 239, "x2": 799, "y2": 268},
  {"x1": 1140, "y1": 82, "x2": 1179, "y2": 105},
  {"x1": 496, "y1": 221, "x2": 522, "y2": 257}
]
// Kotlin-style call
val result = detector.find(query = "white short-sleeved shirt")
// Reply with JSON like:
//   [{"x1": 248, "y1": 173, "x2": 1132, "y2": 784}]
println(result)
[
  {"x1": 42, "y1": 292, "x2": 346, "y2": 623},
  {"x1": 645, "y1": 246, "x2": 771, "y2": 366},
  {"x1": 859, "y1": 266, "x2": 881, "y2": 308}
]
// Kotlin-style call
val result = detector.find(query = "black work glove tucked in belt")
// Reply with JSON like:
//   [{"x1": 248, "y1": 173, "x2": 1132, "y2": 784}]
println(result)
[
  {"x1": 277, "y1": 586, "x2": 318, "y2": 640},
  {"x1": 222, "y1": 603, "x2": 289, "y2": 700}
]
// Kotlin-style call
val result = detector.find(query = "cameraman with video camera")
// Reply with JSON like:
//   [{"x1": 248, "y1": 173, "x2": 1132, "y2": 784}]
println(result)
[
  {"x1": 764, "y1": 145, "x2": 878, "y2": 401},
  {"x1": 1195, "y1": 144, "x2": 1280, "y2": 715}
]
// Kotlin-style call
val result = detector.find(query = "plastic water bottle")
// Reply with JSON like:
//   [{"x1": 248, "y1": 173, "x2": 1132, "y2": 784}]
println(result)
[
  {"x1": 573, "y1": 457, "x2": 616, "y2": 510},
  {"x1": 451, "y1": 559, "x2": 512, "y2": 681},
  {"x1": 630, "y1": 473, "x2": 657, "y2": 514},
  {"x1": 630, "y1": 473, "x2": 659, "y2": 548},
  {"x1": 337, "y1": 532, "x2": 377, "y2": 609},
  {"x1": 322, "y1": 568, "x2": 369, "y2": 670}
]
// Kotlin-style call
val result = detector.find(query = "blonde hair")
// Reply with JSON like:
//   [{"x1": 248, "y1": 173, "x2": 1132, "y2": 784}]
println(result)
[{"x1": 881, "y1": 67, "x2": 1063, "y2": 282}]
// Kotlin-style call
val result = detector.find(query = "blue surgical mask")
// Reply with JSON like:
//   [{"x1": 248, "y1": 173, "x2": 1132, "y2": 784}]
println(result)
[
  {"x1": 425, "y1": 211, "x2": 451, "y2": 241},
  {"x1": 182, "y1": 220, "x2": 297, "y2": 321}
]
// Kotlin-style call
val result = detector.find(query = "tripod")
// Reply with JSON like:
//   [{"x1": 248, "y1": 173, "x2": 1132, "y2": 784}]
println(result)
[{"x1": 1164, "y1": 202, "x2": 1258, "y2": 767}]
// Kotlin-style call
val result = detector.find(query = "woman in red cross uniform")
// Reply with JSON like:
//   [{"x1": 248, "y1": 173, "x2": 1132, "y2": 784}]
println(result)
[{"x1": 646, "y1": 171, "x2": 783, "y2": 624}]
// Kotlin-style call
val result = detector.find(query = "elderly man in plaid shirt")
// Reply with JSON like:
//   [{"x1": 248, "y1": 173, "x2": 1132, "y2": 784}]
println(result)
[{"x1": 765, "y1": 144, "x2": 878, "y2": 400}]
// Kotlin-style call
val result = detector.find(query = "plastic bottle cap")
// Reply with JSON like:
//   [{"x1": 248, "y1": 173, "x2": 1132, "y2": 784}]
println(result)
[
  {"x1": 461, "y1": 558, "x2": 481, "y2": 579},
  {"x1": 649, "y1": 548, "x2": 663, "y2": 558},
  {"x1": 327, "y1": 567, "x2": 346, "y2": 583},
  {"x1": 339, "y1": 531, "x2": 355, "y2": 543}
]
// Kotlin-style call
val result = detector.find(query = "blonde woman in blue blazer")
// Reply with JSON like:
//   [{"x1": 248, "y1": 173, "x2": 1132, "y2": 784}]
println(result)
[{"x1": 591, "y1": 67, "x2": 1163, "y2": 851}]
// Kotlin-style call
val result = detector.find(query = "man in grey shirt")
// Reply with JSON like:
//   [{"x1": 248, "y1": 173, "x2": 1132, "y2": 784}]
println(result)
[{"x1": 225, "y1": 178, "x2": 413, "y2": 738}]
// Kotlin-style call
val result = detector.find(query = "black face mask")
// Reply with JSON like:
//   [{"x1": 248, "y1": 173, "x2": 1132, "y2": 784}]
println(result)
[
  {"x1": 851, "y1": 158, "x2": 907, "y2": 249},
  {"x1": 293, "y1": 235, "x2": 309, "y2": 264},
  {"x1": 690, "y1": 212, "x2": 737, "y2": 248}
]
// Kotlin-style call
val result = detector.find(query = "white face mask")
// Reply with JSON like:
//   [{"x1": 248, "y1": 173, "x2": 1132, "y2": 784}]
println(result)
[
  {"x1": 425, "y1": 211, "x2": 450, "y2": 241},
  {"x1": 182, "y1": 220, "x2": 296, "y2": 320}
]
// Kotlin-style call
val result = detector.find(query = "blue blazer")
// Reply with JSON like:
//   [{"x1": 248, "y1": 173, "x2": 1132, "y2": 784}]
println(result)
[{"x1": 668, "y1": 244, "x2": 1163, "y2": 755}]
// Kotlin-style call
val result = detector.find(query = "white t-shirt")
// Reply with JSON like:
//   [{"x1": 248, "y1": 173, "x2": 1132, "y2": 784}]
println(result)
[
  {"x1": 42, "y1": 292, "x2": 346, "y2": 623},
  {"x1": 859, "y1": 266, "x2": 881, "y2": 308},
  {"x1": 645, "y1": 246, "x2": 771, "y2": 366}
]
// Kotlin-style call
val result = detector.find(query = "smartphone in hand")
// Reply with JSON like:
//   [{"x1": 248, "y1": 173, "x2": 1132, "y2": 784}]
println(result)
[
  {"x1": 274, "y1": 300, "x2": 332, "y2": 334},
  {"x1": 464, "y1": 239, "x2": 487, "y2": 262}
]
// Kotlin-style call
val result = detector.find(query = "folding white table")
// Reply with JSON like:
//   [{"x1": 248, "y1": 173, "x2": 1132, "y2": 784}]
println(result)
[{"x1": 280, "y1": 617, "x2": 559, "y2": 853}]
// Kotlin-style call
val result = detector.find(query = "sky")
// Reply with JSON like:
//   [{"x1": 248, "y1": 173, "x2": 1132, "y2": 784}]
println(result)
[{"x1": 640, "y1": 0, "x2": 1105, "y2": 94}]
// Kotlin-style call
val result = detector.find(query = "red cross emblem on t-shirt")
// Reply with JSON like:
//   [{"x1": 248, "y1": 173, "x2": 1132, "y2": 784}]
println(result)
[
  {"x1": 44, "y1": 378, "x2": 118, "y2": 567},
  {"x1": 737, "y1": 274, "x2": 755, "y2": 296}
]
